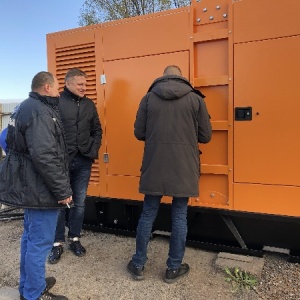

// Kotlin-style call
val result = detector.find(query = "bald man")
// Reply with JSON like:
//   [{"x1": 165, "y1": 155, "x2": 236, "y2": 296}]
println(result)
[{"x1": 127, "y1": 65, "x2": 212, "y2": 283}]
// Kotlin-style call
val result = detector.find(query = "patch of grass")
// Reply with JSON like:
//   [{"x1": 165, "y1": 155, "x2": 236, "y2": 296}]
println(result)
[{"x1": 224, "y1": 267, "x2": 258, "y2": 293}]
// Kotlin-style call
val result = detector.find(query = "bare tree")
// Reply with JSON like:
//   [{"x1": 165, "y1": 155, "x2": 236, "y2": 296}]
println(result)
[{"x1": 79, "y1": 0, "x2": 190, "y2": 25}]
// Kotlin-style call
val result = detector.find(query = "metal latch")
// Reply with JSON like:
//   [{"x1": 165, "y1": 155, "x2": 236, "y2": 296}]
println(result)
[
  {"x1": 103, "y1": 153, "x2": 109, "y2": 163},
  {"x1": 235, "y1": 107, "x2": 252, "y2": 121},
  {"x1": 100, "y1": 75, "x2": 106, "y2": 84}
]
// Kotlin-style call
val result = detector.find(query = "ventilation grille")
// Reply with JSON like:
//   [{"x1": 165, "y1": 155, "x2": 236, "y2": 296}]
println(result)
[
  {"x1": 55, "y1": 43, "x2": 96, "y2": 103},
  {"x1": 55, "y1": 43, "x2": 99, "y2": 184}
]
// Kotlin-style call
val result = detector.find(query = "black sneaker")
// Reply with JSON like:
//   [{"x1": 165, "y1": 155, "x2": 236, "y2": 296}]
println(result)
[
  {"x1": 20, "y1": 277, "x2": 56, "y2": 299},
  {"x1": 48, "y1": 245, "x2": 64, "y2": 264},
  {"x1": 127, "y1": 260, "x2": 144, "y2": 280},
  {"x1": 69, "y1": 239, "x2": 86, "y2": 257},
  {"x1": 38, "y1": 289, "x2": 68, "y2": 300},
  {"x1": 163, "y1": 263, "x2": 190, "y2": 284}
]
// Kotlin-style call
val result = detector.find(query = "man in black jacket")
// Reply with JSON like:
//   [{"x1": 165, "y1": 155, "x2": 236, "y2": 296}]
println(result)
[
  {"x1": 48, "y1": 68, "x2": 102, "y2": 264},
  {"x1": 127, "y1": 65, "x2": 212, "y2": 283},
  {"x1": 0, "y1": 71, "x2": 72, "y2": 300}
]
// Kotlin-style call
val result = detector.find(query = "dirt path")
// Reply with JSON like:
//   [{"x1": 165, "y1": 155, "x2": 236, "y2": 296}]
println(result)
[{"x1": 0, "y1": 218, "x2": 299, "y2": 300}]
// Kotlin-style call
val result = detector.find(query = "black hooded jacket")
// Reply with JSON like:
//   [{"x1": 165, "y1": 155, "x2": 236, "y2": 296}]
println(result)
[
  {"x1": 134, "y1": 75, "x2": 212, "y2": 197},
  {"x1": 0, "y1": 92, "x2": 72, "y2": 208},
  {"x1": 59, "y1": 87, "x2": 102, "y2": 161}
]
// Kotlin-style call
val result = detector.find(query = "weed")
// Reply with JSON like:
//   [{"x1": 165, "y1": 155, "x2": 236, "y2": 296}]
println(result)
[{"x1": 224, "y1": 267, "x2": 258, "y2": 293}]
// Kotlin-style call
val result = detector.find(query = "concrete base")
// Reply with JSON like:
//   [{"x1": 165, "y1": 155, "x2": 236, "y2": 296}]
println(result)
[
  {"x1": 0, "y1": 287, "x2": 20, "y2": 300},
  {"x1": 215, "y1": 252, "x2": 265, "y2": 279}
]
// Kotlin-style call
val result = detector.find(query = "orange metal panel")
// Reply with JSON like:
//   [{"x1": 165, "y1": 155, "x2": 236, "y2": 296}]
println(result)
[
  {"x1": 87, "y1": 184, "x2": 100, "y2": 197},
  {"x1": 103, "y1": 51, "x2": 189, "y2": 180},
  {"x1": 102, "y1": 8, "x2": 190, "y2": 61},
  {"x1": 107, "y1": 176, "x2": 143, "y2": 201},
  {"x1": 202, "y1": 164, "x2": 229, "y2": 175},
  {"x1": 194, "y1": 39, "x2": 228, "y2": 78},
  {"x1": 194, "y1": 17, "x2": 228, "y2": 35},
  {"x1": 201, "y1": 86, "x2": 228, "y2": 122},
  {"x1": 212, "y1": 121, "x2": 228, "y2": 131},
  {"x1": 234, "y1": 183, "x2": 300, "y2": 217},
  {"x1": 200, "y1": 131, "x2": 228, "y2": 166},
  {"x1": 47, "y1": 26, "x2": 98, "y2": 49},
  {"x1": 105, "y1": 179, "x2": 192, "y2": 203},
  {"x1": 47, "y1": 37, "x2": 56, "y2": 75},
  {"x1": 195, "y1": 75, "x2": 228, "y2": 87},
  {"x1": 105, "y1": 174, "x2": 191, "y2": 203},
  {"x1": 191, "y1": 174, "x2": 229, "y2": 208},
  {"x1": 233, "y1": 0, "x2": 300, "y2": 44},
  {"x1": 234, "y1": 36, "x2": 300, "y2": 186},
  {"x1": 194, "y1": 28, "x2": 228, "y2": 43}
]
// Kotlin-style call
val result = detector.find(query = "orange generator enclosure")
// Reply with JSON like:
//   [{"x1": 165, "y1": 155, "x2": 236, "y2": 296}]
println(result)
[{"x1": 47, "y1": 0, "x2": 300, "y2": 260}]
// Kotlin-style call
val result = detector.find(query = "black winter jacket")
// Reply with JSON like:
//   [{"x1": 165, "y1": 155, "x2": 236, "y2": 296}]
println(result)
[
  {"x1": 134, "y1": 75, "x2": 212, "y2": 197},
  {"x1": 0, "y1": 92, "x2": 72, "y2": 208},
  {"x1": 59, "y1": 87, "x2": 102, "y2": 161}
]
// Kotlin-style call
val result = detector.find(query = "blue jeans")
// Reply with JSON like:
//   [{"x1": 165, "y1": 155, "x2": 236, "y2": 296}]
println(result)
[
  {"x1": 19, "y1": 209, "x2": 58, "y2": 300},
  {"x1": 132, "y1": 195, "x2": 189, "y2": 270},
  {"x1": 55, "y1": 154, "x2": 92, "y2": 242}
]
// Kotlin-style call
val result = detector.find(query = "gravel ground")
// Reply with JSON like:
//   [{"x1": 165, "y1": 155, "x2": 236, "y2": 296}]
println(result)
[{"x1": 0, "y1": 213, "x2": 300, "y2": 300}]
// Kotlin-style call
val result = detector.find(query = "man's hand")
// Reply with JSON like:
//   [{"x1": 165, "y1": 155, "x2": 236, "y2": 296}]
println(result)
[{"x1": 58, "y1": 196, "x2": 72, "y2": 205}]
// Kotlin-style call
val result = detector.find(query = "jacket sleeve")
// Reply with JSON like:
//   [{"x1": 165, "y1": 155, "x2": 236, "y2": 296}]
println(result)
[
  {"x1": 134, "y1": 95, "x2": 148, "y2": 141},
  {"x1": 88, "y1": 103, "x2": 102, "y2": 159},
  {"x1": 25, "y1": 114, "x2": 72, "y2": 201},
  {"x1": 197, "y1": 98, "x2": 212, "y2": 144}
]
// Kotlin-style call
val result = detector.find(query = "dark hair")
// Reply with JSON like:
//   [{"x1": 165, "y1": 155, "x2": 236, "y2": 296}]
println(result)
[
  {"x1": 31, "y1": 72, "x2": 55, "y2": 91},
  {"x1": 65, "y1": 68, "x2": 87, "y2": 82},
  {"x1": 163, "y1": 65, "x2": 182, "y2": 76}
]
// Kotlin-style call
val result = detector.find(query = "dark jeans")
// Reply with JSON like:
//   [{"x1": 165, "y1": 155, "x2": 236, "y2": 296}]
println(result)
[
  {"x1": 54, "y1": 154, "x2": 92, "y2": 242},
  {"x1": 19, "y1": 209, "x2": 58, "y2": 300},
  {"x1": 132, "y1": 194, "x2": 189, "y2": 270}
]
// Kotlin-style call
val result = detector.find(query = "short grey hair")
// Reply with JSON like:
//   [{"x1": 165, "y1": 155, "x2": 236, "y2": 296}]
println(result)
[
  {"x1": 163, "y1": 65, "x2": 182, "y2": 76},
  {"x1": 31, "y1": 72, "x2": 55, "y2": 91},
  {"x1": 65, "y1": 68, "x2": 87, "y2": 83}
]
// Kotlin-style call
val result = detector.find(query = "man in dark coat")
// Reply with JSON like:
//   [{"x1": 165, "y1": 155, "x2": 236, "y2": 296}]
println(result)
[
  {"x1": 0, "y1": 71, "x2": 72, "y2": 300},
  {"x1": 127, "y1": 65, "x2": 212, "y2": 283},
  {"x1": 48, "y1": 68, "x2": 102, "y2": 264}
]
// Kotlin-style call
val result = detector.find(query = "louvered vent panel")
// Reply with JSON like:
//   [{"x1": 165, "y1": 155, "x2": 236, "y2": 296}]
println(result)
[
  {"x1": 55, "y1": 43, "x2": 97, "y2": 104},
  {"x1": 55, "y1": 43, "x2": 99, "y2": 184}
]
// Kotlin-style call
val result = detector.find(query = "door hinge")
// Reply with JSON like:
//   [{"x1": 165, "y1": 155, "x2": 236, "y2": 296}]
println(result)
[
  {"x1": 103, "y1": 153, "x2": 109, "y2": 163},
  {"x1": 100, "y1": 74, "x2": 106, "y2": 84}
]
